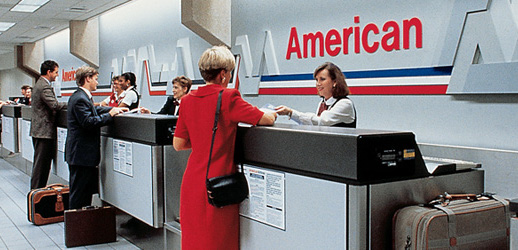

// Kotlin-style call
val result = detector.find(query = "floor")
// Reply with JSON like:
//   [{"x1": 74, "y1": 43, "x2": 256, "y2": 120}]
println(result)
[{"x1": 0, "y1": 155, "x2": 141, "y2": 250}]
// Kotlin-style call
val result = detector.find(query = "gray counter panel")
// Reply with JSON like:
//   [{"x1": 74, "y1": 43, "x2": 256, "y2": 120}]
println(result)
[
  {"x1": 55, "y1": 127, "x2": 69, "y2": 181},
  {"x1": 100, "y1": 137, "x2": 164, "y2": 228},
  {"x1": 20, "y1": 119, "x2": 33, "y2": 161},
  {"x1": 239, "y1": 166, "x2": 483, "y2": 250},
  {"x1": 21, "y1": 106, "x2": 31, "y2": 121},
  {"x1": 164, "y1": 146, "x2": 189, "y2": 223},
  {"x1": 1, "y1": 116, "x2": 20, "y2": 153},
  {"x1": 240, "y1": 169, "x2": 347, "y2": 250}
]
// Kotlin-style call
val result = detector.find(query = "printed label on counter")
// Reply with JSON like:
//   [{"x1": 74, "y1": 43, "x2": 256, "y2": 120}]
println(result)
[
  {"x1": 113, "y1": 139, "x2": 133, "y2": 177},
  {"x1": 240, "y1": 165, "x2": 285, "y2": 230},
  {"x1": 57, "y1": 127, "x2": 67, "y2": 152},
  {"x1": 2, "y1": 116, "x2": 12, "y2": 134},
  {"x1": 24, "y1": 120, "x2": 32, "y2": 142}
]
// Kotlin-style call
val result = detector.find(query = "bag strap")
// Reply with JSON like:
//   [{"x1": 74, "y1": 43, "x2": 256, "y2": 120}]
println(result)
[{"x1": 206, "y1": 90, "x2": 224, "y2": 181}]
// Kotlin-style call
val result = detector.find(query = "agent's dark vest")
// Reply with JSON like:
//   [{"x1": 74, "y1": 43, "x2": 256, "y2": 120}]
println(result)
[
  {"x1": 128, "y1": 87, "x2": 140, "y2": 110},
  {"x1": 330, "y1": 97, "x2": 357, "y2": 128}
]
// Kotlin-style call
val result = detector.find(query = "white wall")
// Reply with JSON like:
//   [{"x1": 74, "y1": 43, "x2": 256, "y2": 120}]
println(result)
[{"x1": 0, "y1": 68, "x2": 34, "y2": 101}]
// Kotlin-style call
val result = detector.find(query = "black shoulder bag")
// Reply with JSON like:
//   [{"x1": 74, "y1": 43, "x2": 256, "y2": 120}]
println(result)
[{"x1": 205, "y1": 90, "x2": 249, "y2": 208}]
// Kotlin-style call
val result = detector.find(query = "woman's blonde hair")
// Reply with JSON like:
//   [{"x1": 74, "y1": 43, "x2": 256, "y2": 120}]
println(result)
[
  {"x1": 198, "y1": 45, "x2": 235, "y2": 81},
  {"x1": 75, "y1": 66, "x2": 98, "y2": 87}
]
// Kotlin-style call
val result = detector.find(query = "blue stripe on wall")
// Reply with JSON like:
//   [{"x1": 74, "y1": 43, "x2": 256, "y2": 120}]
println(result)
[{"x1": 260, "y1": 66, "x2": 453, "y2": 82}]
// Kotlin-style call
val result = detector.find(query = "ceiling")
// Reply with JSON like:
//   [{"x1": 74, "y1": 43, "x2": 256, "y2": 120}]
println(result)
[{"x1": 0, "y1": 0, "x2": 133, "y2": 55}]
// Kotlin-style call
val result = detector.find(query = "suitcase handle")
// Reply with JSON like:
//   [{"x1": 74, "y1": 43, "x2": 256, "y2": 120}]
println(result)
[
  {"x1": 430, "y1": 193, "x2": 480, "y2": 206},
  {"x1": 46, "y1": 183, "x2": 66, "y2": 189}
]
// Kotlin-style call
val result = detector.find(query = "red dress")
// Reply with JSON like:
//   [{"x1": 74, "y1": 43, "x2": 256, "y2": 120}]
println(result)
[{"x1": 174, "y1": 84, "x2": 263, "y2": 250}]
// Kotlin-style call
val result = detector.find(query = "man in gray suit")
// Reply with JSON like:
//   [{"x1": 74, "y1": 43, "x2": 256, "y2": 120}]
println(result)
[{"x1": 30, "y1": 60, "x2": 67, "y2": 189}]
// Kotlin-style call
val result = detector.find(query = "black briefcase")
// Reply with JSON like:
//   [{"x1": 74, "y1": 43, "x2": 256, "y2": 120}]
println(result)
[{"x1": 64, "y1": 206, "x2": 117, "y2": 247}]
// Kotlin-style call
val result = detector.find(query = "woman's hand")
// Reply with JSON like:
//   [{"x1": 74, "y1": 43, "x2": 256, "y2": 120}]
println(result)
[
  {"x1": 257, "y1": 111, "x2": 277, "y2": 125},
  {"x1": 275, "y1": 105, "x2": 292, "y2": 116},
  {"x1": 139, "y1": 107, "x2": 151, "y2": 114},
  {"x1": 109, "y1": 107, "x2": 129, "y2": 117}
]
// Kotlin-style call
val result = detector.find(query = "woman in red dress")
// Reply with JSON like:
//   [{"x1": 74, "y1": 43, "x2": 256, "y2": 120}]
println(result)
[{"x1": 173, "y1": 46, "x2": 277, "y2": 249}]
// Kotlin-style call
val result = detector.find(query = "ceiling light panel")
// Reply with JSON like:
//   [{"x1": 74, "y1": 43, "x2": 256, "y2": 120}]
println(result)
[
  {"x1": 0, "y1": 22, "x2": 15, "y2": 31},
  {"x1": 10, "y1": 0, "x2": 50, "y2": 13}
]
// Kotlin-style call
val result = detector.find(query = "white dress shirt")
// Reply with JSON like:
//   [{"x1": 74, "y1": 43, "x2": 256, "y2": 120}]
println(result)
[
  {"x1": 290, "y1": 97, "x2": 355, "y2": 126},
  {"x1": 121, "y1": 86, "x2": 138, "y2": 106}
]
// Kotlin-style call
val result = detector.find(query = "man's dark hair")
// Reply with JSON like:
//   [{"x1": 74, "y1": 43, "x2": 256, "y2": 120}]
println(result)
[
  {"x1": 21, "y1": 85, "x2": 30, "y2": 90},
  {"x1": 40, "y1": 60, "x2": 59, "y2": 76}
]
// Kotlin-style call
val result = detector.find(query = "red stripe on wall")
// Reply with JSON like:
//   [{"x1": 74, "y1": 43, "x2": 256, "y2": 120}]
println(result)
[
  {"x1": 350, "y1": 85, "x2": 448, "y2": 95},
  {"x1": 258, "y1": 85, "x2": 448, "y2": 95},
  {"x1": 258, "y1": 87, "x2": 317, "y2": 95},
  {"x1": 150, "y1": 90, "x2": 166, "y2": 95}
]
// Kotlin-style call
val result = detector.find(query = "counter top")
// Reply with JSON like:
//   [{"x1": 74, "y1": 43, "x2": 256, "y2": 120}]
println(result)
[
  {"x1": 1, "y1": 105, "x2": 22, "y2": 118},
  {"x1": 101, "y1": 113, "x2": 177, "y2": 145},
  {"x1": 236, "y1": 124, "x2": 429, "y2": 184}
]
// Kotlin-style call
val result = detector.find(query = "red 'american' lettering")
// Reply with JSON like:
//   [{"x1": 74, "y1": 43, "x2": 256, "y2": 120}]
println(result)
[
  {"x1": 286, "y1": 16, "x2": 423, "y2": 60},
  {"x1": 62, "y1": 68, "x2": 76, "y2": 82}
]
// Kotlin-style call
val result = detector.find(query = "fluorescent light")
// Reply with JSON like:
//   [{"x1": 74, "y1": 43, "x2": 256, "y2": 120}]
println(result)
[
  {"x1": 10, "y1": 0, "x2": 50, "y2": 13},
  {"x1": 0, "y1": 22, "x2": 15, "y2": 32},
  {"x1": 10, "y1": 5, "x2": 39, "y2": 12},
  {"x1": 20, "y1": 0, "x2": 49, "y2": 5}
]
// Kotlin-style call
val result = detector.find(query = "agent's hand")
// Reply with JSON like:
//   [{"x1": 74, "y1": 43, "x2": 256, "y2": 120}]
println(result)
[
  {"x1": 139, "y1": 107, "x2": 151, "y2": 114},
  {"x1": 109, "y1": 107, "x2": 128, "y2": 116},
  {"x1": 275, "y1": 105, "x2": 292, "y2": 116}
]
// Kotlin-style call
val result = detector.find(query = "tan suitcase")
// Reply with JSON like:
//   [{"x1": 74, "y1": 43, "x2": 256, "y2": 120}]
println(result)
[
  {"x1": 27, "y1": 183, "x2": 69, "y2": 225},
  {"x1": 393, "y1": 193, "x2": 511, "y2": 250}
]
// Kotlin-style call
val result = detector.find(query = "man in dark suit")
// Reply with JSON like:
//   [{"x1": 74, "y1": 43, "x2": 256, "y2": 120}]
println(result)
[
  {"x1": 30, "y1": 60, "x2": 67, "y2": 189},
  {"x1": 65, "y1": 66, "x2": 127, "y2": 209}
]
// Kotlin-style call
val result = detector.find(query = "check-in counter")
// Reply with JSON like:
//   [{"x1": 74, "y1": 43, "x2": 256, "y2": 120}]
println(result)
[
  {"x1": 100, "y1": 113, "x2": 181, "y2": 229},
  {"x1": 55, "y1": 109, "x2": 69, "y2": 181},
  {"x1": 1, "y1": 105, "x2": 22, "y2": 154},
  {"x1": 20, "y1": 106, "x2": 33, "y2": 163},
  {"x1": 234, "y1": 124, "x2": 484, "y2": 250}
]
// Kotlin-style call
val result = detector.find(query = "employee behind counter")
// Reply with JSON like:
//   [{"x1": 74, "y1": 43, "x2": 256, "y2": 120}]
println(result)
[
  {"x1": 140, "y1": 75, "x2": 192, "y2": 115},
  {"x1": 275, "y1": 62, "x2": 357, "y2": 127}
]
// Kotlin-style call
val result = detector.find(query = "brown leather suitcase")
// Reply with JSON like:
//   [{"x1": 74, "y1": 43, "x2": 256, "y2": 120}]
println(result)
[
  {"x1": 64, "y1": 206, "x2": 117, "y2": 247},
  {"x1": 27, "y1": 183, "x2": 69, "y2": 225},
  {"x1": 393, "y1": 193, "x2": 511, "y2": 250}
]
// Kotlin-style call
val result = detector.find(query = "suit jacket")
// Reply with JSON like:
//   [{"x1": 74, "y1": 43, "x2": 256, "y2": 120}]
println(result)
[
  {"x1": 156, "y1": 95, "x2": 177, "y2": 115},
  {"x1": 65, "y1": 88, "x2": 113, "y2": 167},
  {"x1": 30, "y1": 77, "x2": 67, "y2": 139}
]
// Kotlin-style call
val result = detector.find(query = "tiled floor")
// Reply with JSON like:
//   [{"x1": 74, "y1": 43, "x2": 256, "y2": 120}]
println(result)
[{"x1": 0, "y1": 157, "x2": 140, "y2": 250}]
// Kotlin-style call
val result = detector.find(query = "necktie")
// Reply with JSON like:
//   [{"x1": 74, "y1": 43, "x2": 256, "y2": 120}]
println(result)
[
  {"x1": 173, "y1": 100, "x2": 180, "y2": 115},
  {"x1": 317, "y1": 101, "x2": 328, "y2": 116}
]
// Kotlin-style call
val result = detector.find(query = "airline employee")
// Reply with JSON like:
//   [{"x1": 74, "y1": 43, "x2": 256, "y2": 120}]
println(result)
[
  {"x1": 118, "y1": 72, "x2": 139, "y2": 110},
  {"x1": 140, "y1": 75, "x2": 192, "y2": 115},
  {"x1": 276, "y1": 62, "x2": 356, "y2": 127}
]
